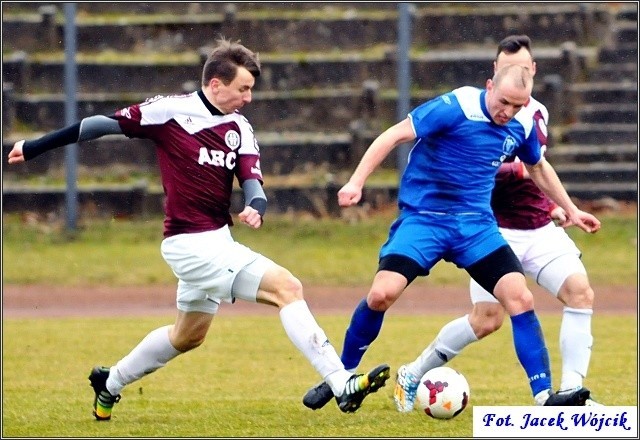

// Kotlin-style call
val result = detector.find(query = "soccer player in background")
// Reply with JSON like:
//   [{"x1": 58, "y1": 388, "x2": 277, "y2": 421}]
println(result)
[
  {"x1": 301, "y1": 63, "x2": 600, "y2": 410},
  {"x1": 7, "y1": 38, "x2": 390, "y2": 420},
  {"x1": 392, "y1": 34, "x2": 603, "y2": 410}
]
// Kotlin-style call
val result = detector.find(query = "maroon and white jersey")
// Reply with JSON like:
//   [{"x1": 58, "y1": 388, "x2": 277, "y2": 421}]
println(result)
[
  {"x1": 114, "y1": 90, "x2": 263, "y2": 237},
  {"x1": 491, "y1": 96, "x2": 555, "y2": 230}
]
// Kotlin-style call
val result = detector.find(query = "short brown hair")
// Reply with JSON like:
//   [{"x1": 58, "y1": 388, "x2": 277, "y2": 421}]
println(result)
[
  {"x1": 201, "y1": 38, "x2": 261, "y2": 86},
  {"x1": 496, "y1": 34, "x2": 533, "y2": 59}
]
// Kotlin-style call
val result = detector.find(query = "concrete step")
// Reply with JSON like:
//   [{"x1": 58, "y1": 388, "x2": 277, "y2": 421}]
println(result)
[
  {"x1": 597, "y1": 43, "x2": 638, "y2": 64},
  {"x1": 576, "y1": 103, "x2": 638, "y2": 124},
  {"x1": 612, "y1": 20, "x2": 638, "y2": 44},
  {"x1": 549, "y1": 144, "x2": 637, "y2": 163},
  {"x1": 569, "y1": 82, "x2": 637, "y2": 104},
  {"x1": 563, "y1": 181, "x2": 637, "y2": 201},
  {"x1": 8, "y1": 136, "x2": 633, "y2": 180},
  {"x1": 2, "y1": 184, "x2": 153, "y2": 218},
  {"x1": 5, "y1": 69, "x2": 596, "y2": 134},
  {"x1": 2, "y1": 46, "x2": 584, "y2": 94},
  {"x1": 2, "y1": 3, "x2": 397, "y2": 15},
  {"x1": 2, "y1": 135, "x2": 156, "y2": 177},
  {"x1": 2, "y1": 131, "x2": 386, "y2": 178},
  {"x1": 588, "y1": 62, "x2": 637, "y2": 82},
  {"x1": 10, "y1": 86, "x2": 473, "y2": 133},
  {"x1": 1, "y1": 3, "x2": 614, "y2": 54},
  {"x1": 616, "y1": 7, "x2": 638, "y2": 22},
  {"x1": 1, "y1": 182, "x2": 400, "y2": 218},
  {"x1": 561, "y1": 122, "x2": 638, "y2": 144},
  {"x1": 6, "y1": 2, "x2": 613, "y2": 16},
  {"x1": 3, "y1": 177, "x2": 635, "y2": 221},
  {"x1": 553, "y1": 161, "x2": 637, "y2": 183}
]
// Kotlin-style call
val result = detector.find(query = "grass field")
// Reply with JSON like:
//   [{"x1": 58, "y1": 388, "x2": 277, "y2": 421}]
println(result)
[
  {"x1": 2, "y1": 210, "x2": 638, "y2": 436},
  {"x1": 2, "y1": 209, "x2": 637, "y2": 286},
  {"x1": 2, "y1": 314, "x2": 637, "y2": 437}
]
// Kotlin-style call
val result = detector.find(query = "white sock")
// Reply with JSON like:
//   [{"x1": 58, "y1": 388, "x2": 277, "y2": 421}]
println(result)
[
  {"x1": 559, "y1": 307, "x2": 593, "y2": 390},
  {"x1": 279, "y1": 300, "x2": 351, "y2": 396},
  {"x1": 534, "y1": 389, "x2": 552, "y2": 406},
  {"x1": 106, "y1": 325, "x2": 181, "y2": 396},
  {"x1": 407, "y1": 315, "x2": 478, "y2": 378}
]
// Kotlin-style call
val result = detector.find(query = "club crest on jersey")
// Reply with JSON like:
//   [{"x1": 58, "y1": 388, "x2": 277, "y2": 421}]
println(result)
[
  {"x1": 492, "y1": 135, "x2": 518, "y2": 166},
  {"x1": 225, "y1": 130, "x2": 241, "y2": 150}
]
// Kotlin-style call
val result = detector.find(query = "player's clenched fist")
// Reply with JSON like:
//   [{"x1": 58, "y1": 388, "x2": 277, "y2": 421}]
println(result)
[
  {"x1": 338, "y1": 181, "x2": 362, "y2": 207},
  {"x1": 8, "y1": 140, "x2": 25, "y2": 164},
  {"x1": 238, "y1": 206, "x2": 262, "y2": 229}
]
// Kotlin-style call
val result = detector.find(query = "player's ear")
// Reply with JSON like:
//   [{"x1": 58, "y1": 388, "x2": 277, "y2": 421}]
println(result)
[
  {"x1": 486, "y1": 78, "x2": 493, "y2": 91},
  {"x1": 208, "y1": 77, "x2": 221, "y2": 92}
]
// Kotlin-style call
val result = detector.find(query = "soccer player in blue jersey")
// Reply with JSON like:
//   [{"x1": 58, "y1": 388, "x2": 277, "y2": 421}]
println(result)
[
  {"x1": 302, "y1": 64, "x2": 601, "y2": 409},
  {"x1": 8, "y1": 38, "x2": 390, "y2": 420},
  {"x1": 393, "y1": 35, "x2": 603, "y2": 410}
]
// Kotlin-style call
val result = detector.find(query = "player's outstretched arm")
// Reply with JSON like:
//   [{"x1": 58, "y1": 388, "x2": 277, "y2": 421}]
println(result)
[
  {"x1": 339, "y1": 118, "x2": 415, "y2": 207},
  {"x1": 525, "y1": 159, "x2": 601, "y2": 233},
  {"x1": 6, "y1": 115, "x2": 123, "y2": 164}
]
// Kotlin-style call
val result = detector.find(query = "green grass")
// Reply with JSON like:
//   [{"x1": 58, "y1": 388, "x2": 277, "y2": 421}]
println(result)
[
  {"x1": 2, "y1": 211, "x2": 637, "y2": 436},
  {"x1": 2, "y1": 210, "x2": 637, "y2": 287},
  {"x1": 2, "y1": 314, "x2": 637, "y2": 437}
]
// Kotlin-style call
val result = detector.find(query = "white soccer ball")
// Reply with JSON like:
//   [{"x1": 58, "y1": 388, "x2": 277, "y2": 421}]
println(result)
[{"x1": 415, "y1": 366, "x2": 470, "y2": 419}]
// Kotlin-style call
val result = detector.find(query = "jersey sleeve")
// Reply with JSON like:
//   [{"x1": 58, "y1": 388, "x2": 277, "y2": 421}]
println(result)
[
  {"x1": 408, "y1": 92, "x2": 457, "y2": 140},
  {"x1": 234, "y1": 116, "x2": 263, "y2": 184},
  {"x1": 533, "y1": 106, "x2": 549, "y2": 158},
  {"x1": 514, "y1": 133, "x2": 541, "y2": 165},
  {"x1": 113, "y1": 95, "x2": 174, "y2": 140},
  {"x1": 513, "y1": 104, "x2": 543, "y2": 166}
]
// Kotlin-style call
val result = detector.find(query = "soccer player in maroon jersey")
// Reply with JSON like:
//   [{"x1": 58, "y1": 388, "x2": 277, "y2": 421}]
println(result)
[
  {"x1": 393, "y1": 35, "x2": 602, "y2": 407},
  {"x1": 8, "y1": 38, "x2": 390, "y2": 420}
]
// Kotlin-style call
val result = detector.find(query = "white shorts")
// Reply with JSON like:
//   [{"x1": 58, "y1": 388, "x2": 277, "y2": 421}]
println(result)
[
  {"x1": 470, "y1": 222, "x2": 586, "y2": 304},
  {"x1": 160, "y1": 226, "x2": 275, "y2": 314}
]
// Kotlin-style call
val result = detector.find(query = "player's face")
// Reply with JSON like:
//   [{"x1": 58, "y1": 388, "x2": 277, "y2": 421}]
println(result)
[
  {"x1": 494, "y1": 48, "x2": 537, "y2": 76},
  {"x1": 211, "y1": 66, "x2": 255, "y2": 114},
  {"x1": 485, "y1": 77, "x2": 530, "y2": 125}
]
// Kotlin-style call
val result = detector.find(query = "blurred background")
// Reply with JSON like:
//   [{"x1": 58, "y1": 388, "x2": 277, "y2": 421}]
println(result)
[{"x1": 2, "y1": 2, "x2": 638, "y2": 225}]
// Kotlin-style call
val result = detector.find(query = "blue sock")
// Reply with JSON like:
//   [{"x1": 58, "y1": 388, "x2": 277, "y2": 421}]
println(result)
[
  {"x1": 340, "y1": 298, "x2": 385, "y2": 371},
  {"x1": 510, "y1": 310, "x2": 552, "y2": 397}
]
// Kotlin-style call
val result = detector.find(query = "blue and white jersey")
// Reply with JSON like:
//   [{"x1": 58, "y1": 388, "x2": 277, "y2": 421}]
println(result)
[{"x1": 401, "y1": 86, "x2": 541, "y2": 217}]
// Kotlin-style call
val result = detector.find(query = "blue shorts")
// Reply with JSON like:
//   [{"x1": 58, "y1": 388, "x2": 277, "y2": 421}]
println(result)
[{"x1": 379, "y1": 210, "x2": 507, "y2": 273}]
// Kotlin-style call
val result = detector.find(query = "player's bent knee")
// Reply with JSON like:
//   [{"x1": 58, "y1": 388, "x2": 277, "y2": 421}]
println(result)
[
  {"x1": 366, "y1": 288, "x2": 394, "y2": 311},
  {"x1": 178, "y1": 337, "x2": 206, "y2": 352},
  {"x1": 560, "y1": 274, "x2": 594, "y2": 308},
  {"x1": 494, "y1": 274, "x2": 534, "y2": 315},
  {"x1": 170, "y1": 330, "x2": 207, "y2": 352},
  {"x1": 281, "y1": 275, "x2": 304, "y2": 302},
  {"x1": 366, "y1": 268, "x2": 410, "y2": 311},
  {"x1": 270, "y1": 270, "x2": 304, "y2": 305},
  {"x1": 170, "y1": 313, "x2": 213, "y2": 352}
]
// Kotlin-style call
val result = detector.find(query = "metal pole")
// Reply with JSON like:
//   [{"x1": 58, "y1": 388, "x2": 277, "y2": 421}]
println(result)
[
  {"x1": 396, "y1": 3, "x2": 413, "y2": 176},
  {"x1": 64, "y1": 3, "x2": 78, "y2": 231}
]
